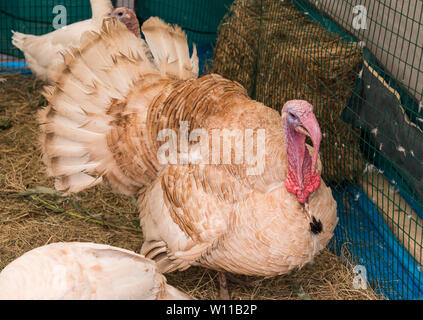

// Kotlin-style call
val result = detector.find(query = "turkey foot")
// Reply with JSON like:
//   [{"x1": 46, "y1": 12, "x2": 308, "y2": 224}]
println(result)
[
  {"x1": 218, "y1": 272, "x2": 256, "y2": 299},
  {"x1": 218, "y1": 272, "x2": 230, "y2": 300},
  {"x1": 224, "y1": 272, "x2": 256, "y2": 288}
]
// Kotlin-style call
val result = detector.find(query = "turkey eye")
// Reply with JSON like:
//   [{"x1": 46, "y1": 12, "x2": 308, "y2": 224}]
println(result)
[
  {"x1": 118, "y1": 12, "x2": 123, "y2": 16},
  {"x1": 288, "y1": 112, "x2": 298, "y2": 120}
]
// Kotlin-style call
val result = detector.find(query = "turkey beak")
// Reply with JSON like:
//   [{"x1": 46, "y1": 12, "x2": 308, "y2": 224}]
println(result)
[{"x1": 297, "y1": 113, "x2": 321, "y2": 173}]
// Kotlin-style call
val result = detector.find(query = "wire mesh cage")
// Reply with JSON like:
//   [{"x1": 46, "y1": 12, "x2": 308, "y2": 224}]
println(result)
[
  {"x1": 212, "y1": 0, "x2": 423, "y2": 299},
  {"x1": 0, "y1": 0, "x2": 422, "y2": 299}
]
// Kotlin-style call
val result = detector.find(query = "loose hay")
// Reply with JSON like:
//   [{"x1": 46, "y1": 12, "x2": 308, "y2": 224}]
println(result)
[
  {"x1": 0, "y1": 73, "x2": 380, "y2": 299},
  {"x1": 211, "y1": 0, "x2": 364, "y2": 184}
]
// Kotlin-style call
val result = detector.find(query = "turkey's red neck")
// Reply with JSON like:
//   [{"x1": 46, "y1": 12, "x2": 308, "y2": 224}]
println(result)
[{"x1": 284, "y1": 118, "x2": 321, "y2": 203}]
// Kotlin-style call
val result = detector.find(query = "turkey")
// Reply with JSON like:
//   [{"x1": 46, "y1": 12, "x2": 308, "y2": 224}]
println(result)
[
  {"x1": 37, "y1": 17, "x2": 338, "y2": 299},
  {"x1": 0, "y1": 242, "x2": 192, "y2": 300},
  {"x1": 11, "y1": 0, "x2": 139, "y2": 82}
]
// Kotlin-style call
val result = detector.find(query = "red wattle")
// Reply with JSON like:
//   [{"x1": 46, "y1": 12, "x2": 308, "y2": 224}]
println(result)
[{"x1": 285, "y1": 171, "x2": 321, "y2": 203}]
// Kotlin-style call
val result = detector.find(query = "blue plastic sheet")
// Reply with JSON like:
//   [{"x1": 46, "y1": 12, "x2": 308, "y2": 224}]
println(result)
[
  {"x1": 0, "y1": 62, "x2": 32, "y2": 75},
  {"x1": 332, "y1": 184, "x2": 423, "y2": 299}
]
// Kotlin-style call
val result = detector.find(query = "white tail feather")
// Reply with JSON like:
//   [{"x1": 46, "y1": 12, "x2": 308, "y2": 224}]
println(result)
[
  {"x1": 142, "y1": 17, "x2": 199, "y2": 80},
  {"x1": 11, "y1": 31, "x2": 28, "y2": 51},
  {"x1": 39, "y1": 19, "x2": 156, "y2": 194},
  {"x1": 90, "y1": 0, "x2": 113, "y2": 23}
]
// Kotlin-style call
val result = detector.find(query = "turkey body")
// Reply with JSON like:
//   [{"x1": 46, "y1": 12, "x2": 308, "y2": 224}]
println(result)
[
  {"x1": 136, "y1": 75, "x2": 338, "y2": 275},
  {"x1": 0, "y1": 242, "x2": 191, "y2": 300},
  {"x1": 37, "y1": 17, "x2": 338, "y2": 278}
]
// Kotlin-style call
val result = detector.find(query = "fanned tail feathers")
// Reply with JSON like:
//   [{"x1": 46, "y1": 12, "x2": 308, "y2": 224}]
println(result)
[
  {"x1": 38, "y1": 18, "x2": 157, "y2": 194},
  {"x1": 38, "y1": 17, "x2": 199, "y2": 194}
]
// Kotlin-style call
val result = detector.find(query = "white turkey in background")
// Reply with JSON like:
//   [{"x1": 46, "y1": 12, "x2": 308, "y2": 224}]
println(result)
[
  {"x1": 11, "y1": 0, "x2": 140, "y2": 82},
  {"x1": 0, "y1": 242, "x2": 192, "y2": 300}
]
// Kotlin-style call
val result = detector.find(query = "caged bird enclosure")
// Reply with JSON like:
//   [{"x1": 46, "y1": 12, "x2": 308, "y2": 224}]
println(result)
[{"x1": 0, "y1": 0, "x2": 422, "y2": 300}]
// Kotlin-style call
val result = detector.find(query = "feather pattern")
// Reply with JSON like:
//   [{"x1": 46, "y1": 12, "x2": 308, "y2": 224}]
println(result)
[{"x1": 142, "y1": 17, "x2": 199, "y2": 80}]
